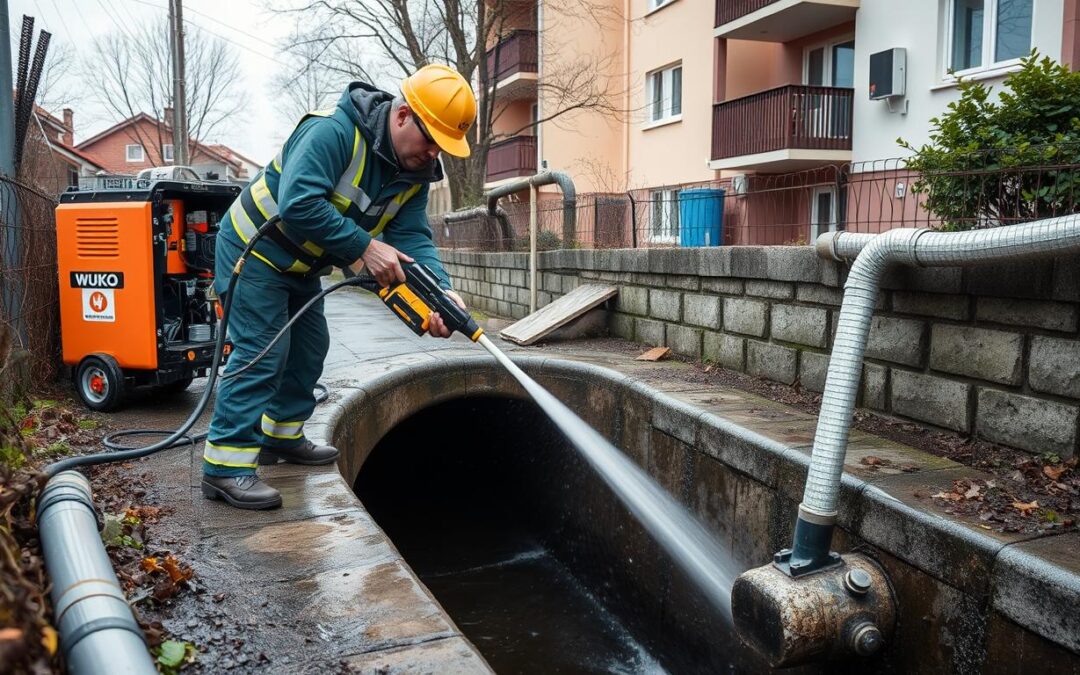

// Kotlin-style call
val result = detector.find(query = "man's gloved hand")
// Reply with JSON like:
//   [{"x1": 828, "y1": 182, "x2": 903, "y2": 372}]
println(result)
[
  {"x1": 428, "y1": 289, "x2": 467, "y2": 339},
  {"x1": 355, "y1": 239, "x2": 413, "y2": 287}
]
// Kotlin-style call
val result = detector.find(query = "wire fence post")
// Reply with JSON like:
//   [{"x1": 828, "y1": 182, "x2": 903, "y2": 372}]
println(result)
[
  {"x1": 628, "y1": 191, "x2": 638, "y2": 249},
  {"x1": 529, "y1": 183, "x2": 537, "y2": 313}
]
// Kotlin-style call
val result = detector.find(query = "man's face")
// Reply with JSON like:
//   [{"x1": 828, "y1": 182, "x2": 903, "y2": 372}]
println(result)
[{"x1": 390, "y1": 104, "x2": 441, "y2": 171}]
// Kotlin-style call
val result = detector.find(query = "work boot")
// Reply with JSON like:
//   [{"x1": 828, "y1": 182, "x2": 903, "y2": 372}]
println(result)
[
  {"x1": 258, "y1": 439, "x2": 340, "y2": 466},
  {"x1": 201, "y1": 475, "x2": 282, "y2": 510}
]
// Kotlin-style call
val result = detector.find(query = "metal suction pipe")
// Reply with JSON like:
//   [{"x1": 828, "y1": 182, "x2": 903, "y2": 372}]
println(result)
[
  {"x1": 735, "y1": 213, "x2": 1080, "y2": 667},
  {"x1": 800, "y1": 214, "x2": 1080, "y2": 568}
]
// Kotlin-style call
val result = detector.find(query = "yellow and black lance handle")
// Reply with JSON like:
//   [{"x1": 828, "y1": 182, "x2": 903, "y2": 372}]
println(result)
[{"x1": 353, "y1": 262, "x2": 485, "y2": 342}]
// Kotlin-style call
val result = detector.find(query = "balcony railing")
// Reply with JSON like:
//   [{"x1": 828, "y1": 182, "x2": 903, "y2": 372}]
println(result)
[
  {"x1": 485, "y1": 135, "x2": 537, "y2": 183},
  {"x1": 486, "y1": 29, "x2": 538, "y2": 82},
  {"x1": 711, "y1": 84, "x2": 854, "y2": 161},
  {"x1": 715, "y1": 0, "x2": 779, "y2": 27}
]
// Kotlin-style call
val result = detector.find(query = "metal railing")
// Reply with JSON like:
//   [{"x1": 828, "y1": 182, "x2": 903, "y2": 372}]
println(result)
[
  {"x1": 712, "y1": 85, "x2": 854, "y2": 161},
  {"x1": 437, "y1": 145, "x2": 1080, "y2": 251},
  {"x1": 486, "y1": 29, "x2": 538, "y2": 82},
  {"x1": 715, "y1": 0, "x2": 781, "y2": 27},
  {"x1": 486, "y1": 136, "x2": 538, "y2": 183}
]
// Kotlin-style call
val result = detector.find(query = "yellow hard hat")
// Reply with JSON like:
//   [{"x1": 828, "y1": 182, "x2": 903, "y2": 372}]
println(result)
[{"x1": 402, "y1": 64, "x2": 477, "y2": 158}]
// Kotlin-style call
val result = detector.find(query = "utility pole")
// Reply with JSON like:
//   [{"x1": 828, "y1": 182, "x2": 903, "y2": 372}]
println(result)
[
  {"x1": 168, "y1": 0, "x2": 189, "y2": 165},
  {"x1": 0, "y1": 1, "x2": 15, "y2": 177}
]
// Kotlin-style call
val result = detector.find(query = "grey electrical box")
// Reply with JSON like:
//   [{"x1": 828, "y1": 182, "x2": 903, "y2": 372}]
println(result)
[{"x1": 869, "y1": 48, "x2": 906, "y2": 99}]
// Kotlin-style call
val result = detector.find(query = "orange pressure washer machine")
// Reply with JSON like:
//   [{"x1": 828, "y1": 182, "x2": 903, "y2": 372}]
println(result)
[{"x1": 55, "y1": 180, "x2": 240, "y2": 411}]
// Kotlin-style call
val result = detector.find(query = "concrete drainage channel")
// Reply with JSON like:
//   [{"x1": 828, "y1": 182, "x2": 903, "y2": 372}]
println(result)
[{"x1": 325, "y1": 354, "x2": 1080, "y2": 673}]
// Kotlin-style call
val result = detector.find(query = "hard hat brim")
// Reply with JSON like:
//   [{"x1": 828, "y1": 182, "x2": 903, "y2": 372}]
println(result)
[{"x1": 429, "y1": 126, "x2": 471, "y2": 158}]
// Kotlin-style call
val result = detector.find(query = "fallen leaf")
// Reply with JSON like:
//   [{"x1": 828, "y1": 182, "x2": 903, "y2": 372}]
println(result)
[
  {"x1": 1012, "y1": 500, "x2": 1039, "y2": 514},
  {"x1": 932, "y1": 491, "x2": 964, "y2": 502},
  {"x1": 1044, "y1": 465, "x2": 1069, "y2": 481},
  {"x1": 141, "y1": 557, "x2": 164, "y2": 573},
  {"x1": 899, "y1": 464, "x2": 921, "y2": 473},
  {"x1": 855, "y1": 455, "x2": 889, "y2": 466},
  {"x1": 162, "y1": 555, "x2": 193, "y2": 583},
  {"x1": 157, "y1": 640, "x2": 189, "y2": 668},
  {"x1": 41, "y1": 626, "x2": 58, "y2": 655},
  {"x1": 964, "y1": 484, "x2": 982, "y2": 499}
]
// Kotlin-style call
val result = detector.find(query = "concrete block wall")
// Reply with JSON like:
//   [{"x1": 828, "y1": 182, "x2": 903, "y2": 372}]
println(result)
[{"x1": 441, "y1": 247, "x2": 1080, "y2": 458}]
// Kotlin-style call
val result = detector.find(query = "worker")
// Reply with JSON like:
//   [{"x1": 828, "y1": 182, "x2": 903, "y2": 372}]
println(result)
[{"x1": 200, "y1": 64, "x2": 476, "y2": 510}]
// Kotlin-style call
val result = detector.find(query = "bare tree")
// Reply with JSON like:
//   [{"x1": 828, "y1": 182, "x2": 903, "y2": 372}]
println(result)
[
  {"x1": 271, "y1": 36, "x2": 351, "y2": 128},
  {"x1": 80, "y1": 18, "x2": 244, "y2": 165},
  {"x1": 272, "y1": 0, "x2": 628, "y2": 209}
]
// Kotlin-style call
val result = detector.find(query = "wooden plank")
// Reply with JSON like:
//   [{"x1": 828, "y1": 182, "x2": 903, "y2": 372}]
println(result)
[
  {"x1": 499, "y1": 284, "x2": 617, "y2": 346},
  {"x1": 636, "y1": 347, "x2": 671, "y2": 362}
]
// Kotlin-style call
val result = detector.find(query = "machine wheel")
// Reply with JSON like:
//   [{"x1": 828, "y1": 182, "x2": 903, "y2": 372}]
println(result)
[{"x1": 75, "y1": 354, "x2": 126, "y2": 412}]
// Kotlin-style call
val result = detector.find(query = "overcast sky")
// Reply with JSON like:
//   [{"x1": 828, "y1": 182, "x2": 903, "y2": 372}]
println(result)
[{"x1": 9, "y1": 0, "x2": 314, "y2": 164}]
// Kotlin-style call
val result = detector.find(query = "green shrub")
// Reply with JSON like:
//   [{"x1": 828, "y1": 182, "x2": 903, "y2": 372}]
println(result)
[{"x1": 899, "y1": 52, "x2": 1080, "y2": 230}]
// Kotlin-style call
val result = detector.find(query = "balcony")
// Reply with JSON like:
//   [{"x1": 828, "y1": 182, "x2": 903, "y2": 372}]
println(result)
[
  {"x1": 715, "y1": 0, "x2": 858, "y2": 42},
  {"x1": 709, "y1": 84, "x2": 853, "y2": 171},
  {"x1": 486, "y1": 29, "x2": 538, "y2": 99},
  {"x1": 485, "y1": 135, "x2": 537, "y2": 185}
]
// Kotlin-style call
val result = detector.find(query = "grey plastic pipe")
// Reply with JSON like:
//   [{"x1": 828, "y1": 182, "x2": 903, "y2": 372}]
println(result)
[
  {"x1": 39, "y1": 471, "x2": 156, "y2": 674},
  {"x1": 442, "y1": 205, "x2": 514, "y2": 249},
  {"x1": 486, "y1": 170, "x2": 577, "y2": 240},
  {"x1": 809, "y1": 215, "x2": 1080, "y2": 517}
]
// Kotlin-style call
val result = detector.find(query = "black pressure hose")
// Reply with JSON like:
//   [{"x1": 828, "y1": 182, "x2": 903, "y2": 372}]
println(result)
[{"x1": 43, "y1": 216, "x2": 341, "y2": 476}]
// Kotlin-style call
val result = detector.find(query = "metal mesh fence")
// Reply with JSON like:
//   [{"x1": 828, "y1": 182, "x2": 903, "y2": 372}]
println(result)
[
  {"x1": 0, "y1": 176, "x2": 59, "y2": 381},
  {"x1": 434, "y1": 146, "x2": 1080, "y2": 250}
]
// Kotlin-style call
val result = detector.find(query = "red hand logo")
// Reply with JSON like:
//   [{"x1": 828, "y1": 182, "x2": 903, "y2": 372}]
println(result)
[{"x1": 90, "y1": 291, "x2": 108, "y2": 312}]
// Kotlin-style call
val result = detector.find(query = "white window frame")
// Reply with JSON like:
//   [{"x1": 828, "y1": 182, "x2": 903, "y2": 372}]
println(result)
[
  {"x1": 527, "y1": 102, "x2": 538, "y2": 136},
  {"x1": 802, "y1": 34, "x2": 856, "y2": 87},
  {"x1": 944, "y1": 0, "x2": 1033, "y2": 79},
  {"x1": 125, "y1": 144, "x2": 144, "y2": 162},
  {"x1": 162, "y1": 143, "x2": 174, "y2": 162},
  {"x1": 810, "y1": 186, "x2": 838, "y2": 240},
  {"x1": 647, "y1": 0, "x2": 677, "y2": 11},
  {"x1": 649, "y1": 189, "x2": 680, "y2": 244},
  {"x1": 645, "y1": 63, "x2": 683, "y2": 126}
]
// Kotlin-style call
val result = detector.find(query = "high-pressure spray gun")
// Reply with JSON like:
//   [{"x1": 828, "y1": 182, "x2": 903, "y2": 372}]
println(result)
[{"x1": 354, "y1": 262, "x2": 485, "y2": 342}]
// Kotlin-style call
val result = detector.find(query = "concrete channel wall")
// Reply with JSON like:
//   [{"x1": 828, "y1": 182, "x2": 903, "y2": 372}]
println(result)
[
  {"x1": 323, "y1": 355, "x2": 1080, "y2": 672},
  {"x1": 441, "y1": 247, "x2": 1080, "y2": 458}
]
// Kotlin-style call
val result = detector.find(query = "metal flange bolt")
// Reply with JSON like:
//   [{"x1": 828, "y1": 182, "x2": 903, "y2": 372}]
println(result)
[
  {"x1": 844, "y1": 568, "x2": 873, "y2": 596},
  {"x1": 850, "y1": 622, "x2": 884, "y2": 656}
]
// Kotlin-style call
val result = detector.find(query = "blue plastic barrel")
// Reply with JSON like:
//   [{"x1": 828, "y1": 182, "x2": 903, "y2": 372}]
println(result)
[{"x1": 678, "y1": 188, "x2": 725, "y2": 247}]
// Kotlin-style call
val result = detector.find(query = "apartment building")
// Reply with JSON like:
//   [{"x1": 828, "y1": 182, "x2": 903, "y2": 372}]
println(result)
[{"x1": 481, "y1": 0, "x2": 1080, "y2": 245}]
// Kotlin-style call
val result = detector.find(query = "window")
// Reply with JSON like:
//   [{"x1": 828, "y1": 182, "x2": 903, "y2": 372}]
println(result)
[
  {"x1": 125, "y1": 144, "x2": 144, "y2": 162},
  {"x1": 647, "y1": 64, "x2": 682, "y2": 124},
  {"x1": 648, "y1": 0, "x2": 676, "y2": 9},
  {"x1": 810, "y1": 187, "x2": 837, "y2": 239},
  {"x1": 67, "y1": 167, "x2": 78, "y2": 189},
  {"x1": 162, "y1": 144, "x2": 174, "y2": 162},
  {"x1": 948, "y1": 0, "x2": 1032, "y2": 74},
  {"x1": 649, "y1": 189, "x2": 680, "y2": 243}
]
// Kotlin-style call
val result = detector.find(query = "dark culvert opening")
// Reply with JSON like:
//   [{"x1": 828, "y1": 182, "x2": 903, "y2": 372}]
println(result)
[{"x1": 355, "y1": 396, "x2": 755, "y2": 674}]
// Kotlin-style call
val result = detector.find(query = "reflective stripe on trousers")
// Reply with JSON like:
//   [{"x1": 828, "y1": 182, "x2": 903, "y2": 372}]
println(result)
[
  {"x1": 204, "y1": 442, "x2": 260, "y2": 469},
  {"x1": 261, "y1": 414, "x2": 304, "y2": 440}
]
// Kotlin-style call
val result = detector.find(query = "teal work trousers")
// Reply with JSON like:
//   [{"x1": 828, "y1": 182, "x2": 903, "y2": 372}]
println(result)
[{"x1": 203, "y1": 235, "x2": 329, "y2": 477}]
